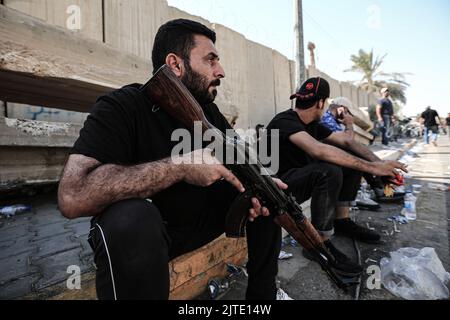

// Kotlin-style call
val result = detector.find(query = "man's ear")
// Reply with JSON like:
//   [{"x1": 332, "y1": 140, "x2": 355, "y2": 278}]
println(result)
[
  {"x1": 318, "y1": 99, "x2": 325, "y2": 110},
  {"x1": 165, "y1": 53, "x2": 184, "y2": 78}
]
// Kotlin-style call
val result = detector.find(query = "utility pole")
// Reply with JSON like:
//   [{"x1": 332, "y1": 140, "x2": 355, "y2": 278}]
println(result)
[{"x1": 294, "y1": 0, "x2": 306, "y2": 89}]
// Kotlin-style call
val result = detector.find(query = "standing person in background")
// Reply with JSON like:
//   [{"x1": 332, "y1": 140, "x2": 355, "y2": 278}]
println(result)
[
  {"x1": 445, "y1": 113, "x2": 450, "y2": 137},
  {"x1": 376, "y1": 88, "x2": 394, "y2": 146},
  {"x1": 420, "y1": 106, "x2": 442, "y2": 146}
]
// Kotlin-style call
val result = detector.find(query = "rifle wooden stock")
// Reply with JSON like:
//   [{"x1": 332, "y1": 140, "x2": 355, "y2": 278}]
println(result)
[
  {"x1": 141, "y1": 65, "x2": 349, "y2": 291},
  {"x1": 142, "y1": 65, "x2": 211, "y2": 132}
]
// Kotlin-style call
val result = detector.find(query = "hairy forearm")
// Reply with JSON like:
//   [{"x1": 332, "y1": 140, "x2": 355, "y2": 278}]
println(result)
[
  {"x1": 344, "y1": 126, "x2": 355, "y2": 140},
  {"x1": 59, "y1": 158, "x2": 184, "y2": 218},
  {"x1": 317, "y1": 143, "x2": 376, "y2": 174},
  {"x1": 346, "y1": 140, "x2": 381, "y2": 162}
]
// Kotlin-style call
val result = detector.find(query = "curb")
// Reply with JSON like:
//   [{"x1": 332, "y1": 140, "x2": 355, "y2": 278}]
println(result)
[{"x1": 374, "y1": 139, "x2": 418, "y2": 161}]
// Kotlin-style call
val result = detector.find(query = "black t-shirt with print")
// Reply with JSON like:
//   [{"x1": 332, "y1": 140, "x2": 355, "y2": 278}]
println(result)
[
  {"x1": 71, "y1": 84, "x2": 235, "y2": 230},
  {"x1": 266, "y1": 109, "x2": 333, "y2": 176},
  {"x1": 421, "y1": 109, "x2": 440, "y2": 128}
]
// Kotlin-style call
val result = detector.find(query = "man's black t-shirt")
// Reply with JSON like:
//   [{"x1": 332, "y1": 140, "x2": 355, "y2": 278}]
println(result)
[
  {"x1": 378, "y1": 98, "x2": 394, "y2": 116},
  {"x1": 421, "y1": 109, "x2": 440, "y2": 128},
  {"x1": 71, "y1": 84, "x2": 235, "y2": 231},
  {"x1": 446, "y1": 117, "x2": 450, "y2": 126},
  {"x1": 266, "y1": 109, "x2": 333, "y2": 176}
]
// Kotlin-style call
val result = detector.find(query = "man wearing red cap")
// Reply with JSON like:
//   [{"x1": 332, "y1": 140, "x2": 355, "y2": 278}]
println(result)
[{"x1": 267, "y1": 77, "x2": 407, "y2": 277}]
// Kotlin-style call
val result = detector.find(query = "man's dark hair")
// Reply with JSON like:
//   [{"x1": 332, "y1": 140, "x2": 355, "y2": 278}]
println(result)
[
  {"x1": 152, "y1": 19, "x2": 216, "y2": 74},
  {"x1": 296, "y1": 99, "x2": 323, "y2": 110}
]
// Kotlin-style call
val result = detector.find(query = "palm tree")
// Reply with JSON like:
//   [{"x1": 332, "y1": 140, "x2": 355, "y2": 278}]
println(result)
[{"x1": 345, "y1": 49, "x2": 410, "y2": 104}]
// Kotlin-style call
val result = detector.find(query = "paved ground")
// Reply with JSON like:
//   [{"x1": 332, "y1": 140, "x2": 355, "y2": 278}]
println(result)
[
  {"x1": 0, "y1": 190, "x2": 93, "y2": 299},
  {"x1": 0, "y1": 138, "x2": 448, "y2": 300},
  {"x1": 215, "y1": 137, "x2": 450, "y2": 300}
]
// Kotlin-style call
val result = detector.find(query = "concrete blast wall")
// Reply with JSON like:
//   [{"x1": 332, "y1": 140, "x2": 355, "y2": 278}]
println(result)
[{"x1": 2, "y1": 0, "x2": 295, "y2": 130}]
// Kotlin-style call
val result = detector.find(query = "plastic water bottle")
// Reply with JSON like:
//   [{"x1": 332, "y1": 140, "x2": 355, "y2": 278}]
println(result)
[
  {"x1": 402, "y1": 192, "x2": 417, "y2": 221},
  {"x1": 0, "y1": 205, "x2": 32, "y2": 218}
]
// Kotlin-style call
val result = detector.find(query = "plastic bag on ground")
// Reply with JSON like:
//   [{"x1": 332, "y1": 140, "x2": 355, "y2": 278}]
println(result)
[{"x1": 381, "y1": 247, "x2": 450, "y2": 300}]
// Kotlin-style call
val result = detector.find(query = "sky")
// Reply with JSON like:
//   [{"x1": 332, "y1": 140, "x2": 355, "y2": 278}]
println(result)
[{"x1": 167, "y1": 0, "x2": 450, "y2": 117}]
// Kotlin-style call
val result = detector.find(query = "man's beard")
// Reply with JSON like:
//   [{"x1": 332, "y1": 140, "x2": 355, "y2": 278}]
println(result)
[{"x1": 181, "y1": 63, "x2": 220, "y2": 105}]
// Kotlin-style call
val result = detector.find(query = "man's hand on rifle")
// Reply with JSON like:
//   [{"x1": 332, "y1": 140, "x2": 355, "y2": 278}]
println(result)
[
  {"x1": 175, "y1": 149, "x2": 288, "y2": 222},
  {"x1": 248, "y1": 178, "x2": 288, "y2": 222}
]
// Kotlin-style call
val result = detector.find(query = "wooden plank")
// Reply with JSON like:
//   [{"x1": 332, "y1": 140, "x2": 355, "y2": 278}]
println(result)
[
  {"x1": 169, "y1": 248, "x2": 248, "y2": 300},
  {"x1": 29, "y1": 236, "x2": 248, "y2": 300},
  {"x1": 4, "y1": 0, "x2": 103, "y2": 41},
  {"x1": 170, "y1": 235, "x2": 247, "y2": 289},
  {"x1": 0, "y1": 4, "x2": 151, "y2": 112}
]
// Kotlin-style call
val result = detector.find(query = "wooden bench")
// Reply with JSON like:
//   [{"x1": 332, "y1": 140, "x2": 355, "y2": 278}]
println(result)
[{"x1": 42, "y1": 235, "x2": 248, "y2": 300}]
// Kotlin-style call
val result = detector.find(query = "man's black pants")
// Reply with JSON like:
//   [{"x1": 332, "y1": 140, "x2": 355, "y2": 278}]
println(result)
[
  {"x1": 281, "y1": 163, "x2": 362, "y2": 238},
  {"x1": 88, "y1": 181, "x2": 282, "y2": 300}
]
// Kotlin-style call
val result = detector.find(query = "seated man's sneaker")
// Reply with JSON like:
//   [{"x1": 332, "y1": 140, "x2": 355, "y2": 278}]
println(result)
[
  {"x1": 278, "y1": 251, "x2": 294, "y2": 260},
  {"x1": 276, "y1": 288, "x2": 294, "y2": 300},
  {"x1": 374, "y1": 187, "x2": 405, "y2": 203},
  {"x1": 356, "y1": 190, "x2": 381, "y2": 211},
  {"x1": 303, "y1": 240, "x2": 363, "y2": 277},
  {"x1": 334, "y1": 218, "x2": 381, "y2": 244}
]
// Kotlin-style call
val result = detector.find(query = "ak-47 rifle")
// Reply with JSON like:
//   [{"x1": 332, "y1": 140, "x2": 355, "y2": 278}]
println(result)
[{"x1": 141, "y1": 65, "x2": 352, "y2": 291}]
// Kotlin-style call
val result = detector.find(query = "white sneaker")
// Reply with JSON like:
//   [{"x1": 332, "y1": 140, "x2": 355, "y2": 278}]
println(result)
[
  {"x1": 356, "y1": 190, "x2": 380, "y2": 210},
  {"x1": 278, "y1": 251, "x2": 294, "y2": 260},
  {"x1": 276, "y1": 288, "x2": 294, "y2": 300}
]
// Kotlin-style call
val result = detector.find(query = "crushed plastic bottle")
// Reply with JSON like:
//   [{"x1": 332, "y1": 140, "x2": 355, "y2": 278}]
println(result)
[
  {"x1": 401, "y1": 192, "x2": 417, "y2": 221},
  {"x1": 0, "y1": 205, "x2": 32, "y2": 218},
  {"x1": 381, "y1": 247, "x2": 450, "y2": 300}
]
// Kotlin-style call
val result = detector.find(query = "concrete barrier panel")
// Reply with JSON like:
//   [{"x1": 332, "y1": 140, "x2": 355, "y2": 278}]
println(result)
[
  {"x1": 246, "y1": 40, "x2": 275, "y2": 129},
  {"x1": 3, "y1": 0, "x2": 103, "y2": 123},
  {"x1": 326, "y1": 77, "x2": 342, "y2": 101},
  {"x1": 213, "y1": 24, "x2": 249, "y2": 129},
  {"x1": 4, "y1": 0, "x2": 103, "y2": 41},
  {"x1": 104, "y1": 0, "x2": 169, "y2": 61},
  {"x1": 351, "y1": 85, "x2": 359, "y2": 108},
  {"x1": 290, "y1": 60, "x2": 297, "y2": 94},
  {"x1": 273, "y1": 51, "x2": 294, "y2": 114},
  {"x1": 340, "y1": 82, "x2": 352, "y2": 102},
  {"x1": 369, "y1": 93, "x2": 379, "y2": 107},
  {"x1": 167, "y1": 6, "x2": 212, "y2": 28}
]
